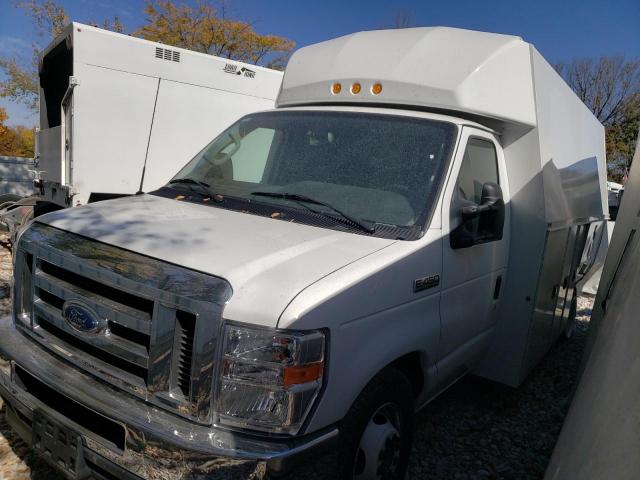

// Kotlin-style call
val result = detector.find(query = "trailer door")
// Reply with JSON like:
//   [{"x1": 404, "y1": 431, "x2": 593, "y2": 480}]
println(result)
[{"x1": 61, "y1": 87, "x2": 73, "y2": 186}]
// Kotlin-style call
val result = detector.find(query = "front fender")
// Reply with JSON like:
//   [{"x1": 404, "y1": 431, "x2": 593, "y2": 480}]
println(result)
[{"x1": 281, "y1": 231, "x2": 444, "y2": 434}]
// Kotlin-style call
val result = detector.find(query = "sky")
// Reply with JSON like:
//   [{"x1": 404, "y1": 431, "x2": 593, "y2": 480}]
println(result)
[{"x1": 1, "y1": 0, "x2": 639, "y2": 126}]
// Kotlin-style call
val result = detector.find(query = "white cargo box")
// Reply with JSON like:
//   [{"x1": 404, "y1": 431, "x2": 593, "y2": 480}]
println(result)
[{"x1": 37, "y1": 22, "x2": 283, "y2": 205}]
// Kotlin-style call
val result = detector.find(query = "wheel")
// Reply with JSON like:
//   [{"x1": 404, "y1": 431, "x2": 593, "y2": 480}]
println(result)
[{"x1": 338, "y1": 368, "x2": 414, "y2": 480}]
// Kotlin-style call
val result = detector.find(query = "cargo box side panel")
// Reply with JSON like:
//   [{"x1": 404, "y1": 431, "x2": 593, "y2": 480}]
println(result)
[
  {"x1": 70, "y1": 63, "x2": 159, "y2": 204},
  {"x1": 516, "y1": 49, "x2": 607, "y2": 382},
  {"x1": 141, "y1": 79, "x2": 275, "y2": 192},
  {"x1": 531, "y1": 48, "x2": 607, "y2": 225},
  {"x1": 72, "y1": 23, "x2": 282, "y2": 101},
  {"x1": 521, "y1": 227, "x2": 570, "y2": 375}
]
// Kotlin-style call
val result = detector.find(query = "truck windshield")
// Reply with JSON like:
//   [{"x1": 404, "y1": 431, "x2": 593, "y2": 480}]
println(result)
[{"x1": 169, "y1": 111, "x2": 457, "y2": 231}]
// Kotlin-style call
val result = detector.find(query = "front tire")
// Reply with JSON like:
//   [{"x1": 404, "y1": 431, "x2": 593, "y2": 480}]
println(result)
[{"x1": 338, "y1": 368, "x2": 414, "y2": 480}]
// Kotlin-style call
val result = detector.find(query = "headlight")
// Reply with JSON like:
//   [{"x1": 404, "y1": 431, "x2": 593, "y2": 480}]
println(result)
[{"x1": 215, "y1": 322, "x2": 325, "y2": 435}]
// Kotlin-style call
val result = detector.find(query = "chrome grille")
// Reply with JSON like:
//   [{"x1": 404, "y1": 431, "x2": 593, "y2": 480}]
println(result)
[
  {"x1": 174, "y1": 310, "x2": 196, "y2": 397},
  {"x1": 13, "y1": 223, "x2": 232, "y2": 424}
]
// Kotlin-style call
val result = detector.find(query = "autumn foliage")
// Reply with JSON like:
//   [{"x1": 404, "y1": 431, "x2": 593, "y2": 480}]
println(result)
[
  {"x1": 0, "y1": 108, "x2": 35, "y2": 158},
  {"x1": 135, "y1": 1, "x2": 295, "y2": 69}
]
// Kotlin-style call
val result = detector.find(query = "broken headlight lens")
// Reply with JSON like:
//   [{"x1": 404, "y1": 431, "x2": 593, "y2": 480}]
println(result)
[{"x1": 215, "y1": 322, "x2": 325, "y2": 435}]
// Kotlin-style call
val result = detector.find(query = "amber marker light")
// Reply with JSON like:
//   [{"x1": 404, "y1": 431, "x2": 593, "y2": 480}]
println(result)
[
  {"x1": 331, "y1": 82, "x2": 342, "y2": 94},
  {"x1": 371, "y1": 82, "x2": 383, "y2": 95},
  {"x1": 351, "y1": 82, "x2": 362, "y2": 94},
  {"x1": 283, "y1": 362, "x2": 324, "y2": 387}
]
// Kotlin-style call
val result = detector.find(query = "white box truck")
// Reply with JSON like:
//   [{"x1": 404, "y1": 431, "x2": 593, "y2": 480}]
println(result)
[
  {"x1": 0, "y1": 23, "x2": 282, "y2": 234},
  {"x1": 0, "y1": 27, "x2": 607, "y2": 480}
]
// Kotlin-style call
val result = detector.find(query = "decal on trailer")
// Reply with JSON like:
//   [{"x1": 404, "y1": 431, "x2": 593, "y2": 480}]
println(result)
[{"x1": 223, "y1": 64, "x2": 256, "y2": 78}]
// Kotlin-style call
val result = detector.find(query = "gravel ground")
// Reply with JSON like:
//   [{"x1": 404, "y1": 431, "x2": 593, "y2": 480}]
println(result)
[{"x1": 0, "y1": 234, "x2": 593, "y2": 480}]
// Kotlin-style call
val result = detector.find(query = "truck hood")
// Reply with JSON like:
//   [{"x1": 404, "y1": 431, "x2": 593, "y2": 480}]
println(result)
[{"x1": 38, "y1": 194, "x2": 394, "y2": 326}]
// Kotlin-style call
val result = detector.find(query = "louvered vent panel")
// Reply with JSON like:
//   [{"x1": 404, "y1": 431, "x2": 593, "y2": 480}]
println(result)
[
  {"x1": 175, "y1": 310, "x2": 196, "y2": 397},
  {"x1": 155, "y1": 47, "x2": 181, "y2": 63}
]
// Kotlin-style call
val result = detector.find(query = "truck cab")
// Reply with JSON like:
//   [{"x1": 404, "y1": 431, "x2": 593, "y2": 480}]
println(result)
[{"x1": 0, "y1": 27, "x2": 606, "y2": 480}]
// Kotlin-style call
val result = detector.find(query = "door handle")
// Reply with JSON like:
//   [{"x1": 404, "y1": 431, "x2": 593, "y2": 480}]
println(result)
[{"x1": 493, "y1": 275, "x2": 502, "y2": 300}]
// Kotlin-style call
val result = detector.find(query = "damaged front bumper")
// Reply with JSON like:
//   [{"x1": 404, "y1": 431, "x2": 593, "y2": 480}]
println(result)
[{"x1": 0, "y1": 316, "x2": 338, "y2": 479}]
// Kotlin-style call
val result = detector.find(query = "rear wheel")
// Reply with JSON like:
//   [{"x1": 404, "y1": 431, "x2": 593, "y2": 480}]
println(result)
[{"x1": 338, "y1": 368, "x2": 414, "y2": 480}]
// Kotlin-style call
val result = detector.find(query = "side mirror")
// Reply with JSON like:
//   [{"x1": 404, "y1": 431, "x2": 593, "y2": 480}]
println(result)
[{"x1": 450, "y1": 182, "x2": 505, "y2": 249}]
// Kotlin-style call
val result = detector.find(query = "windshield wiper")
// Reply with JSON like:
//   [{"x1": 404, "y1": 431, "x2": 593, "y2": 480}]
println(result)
[
  {"x1": 251, "y1": 191, "x2": 375, "y2": 234},
  {"x1": 167, "y1": 178, "x2": 212, "y2": 196}
]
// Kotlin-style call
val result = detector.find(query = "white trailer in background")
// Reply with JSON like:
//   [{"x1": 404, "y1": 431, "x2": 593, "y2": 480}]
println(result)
[
  {"x1": 37, "y1": 22, "x2": 283, "y2": 205},
  {"x1": 0, "y1": 22, "x2": 282, "y2": 233}
]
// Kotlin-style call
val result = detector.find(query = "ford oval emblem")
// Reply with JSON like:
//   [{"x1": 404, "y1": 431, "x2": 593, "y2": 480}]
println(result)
[{"x1": 62, "y1": 301, "x2": 102, "y2": 334}]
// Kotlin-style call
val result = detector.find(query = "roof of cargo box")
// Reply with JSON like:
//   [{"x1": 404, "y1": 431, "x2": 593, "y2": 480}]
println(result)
[
  {"x1": 39, "y1": 22, "x2": 283, "y2": 101},
  {"x1": 277, "y1": 27, "x2": 538, "y2": 128}
]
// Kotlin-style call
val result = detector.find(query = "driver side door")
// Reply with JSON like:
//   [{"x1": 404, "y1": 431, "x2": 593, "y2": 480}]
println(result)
[{"x1": 436, "y1": 127, "x2": 510, "y2": 383}]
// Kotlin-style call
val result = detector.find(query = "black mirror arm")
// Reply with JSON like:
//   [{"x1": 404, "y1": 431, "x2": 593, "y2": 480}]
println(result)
[{"x1": 461, "y1": 200, "x2": 498, "y2": 219}]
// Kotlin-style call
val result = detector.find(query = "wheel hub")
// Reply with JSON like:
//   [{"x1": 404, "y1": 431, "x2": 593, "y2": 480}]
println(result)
[{"x1": 354, "y1": 404, "x2": 402, "y2": 479}]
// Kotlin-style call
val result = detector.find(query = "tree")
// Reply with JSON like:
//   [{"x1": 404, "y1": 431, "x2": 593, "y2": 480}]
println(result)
[
  {"x1": 0, "y1": 1, "x2": 126, "y2": 112},
  {"x1": 555, "y1": 56, "x2": 640, "y2": 181},
  {"x1": 389, "y1": 9, "x2": 413, "y2": 29},
  {"x1": 14, "y1": 0, "x2": 68, "y2": 38},
  {"x1": 605, "y1": 92, "x2": 640, "y2": 180},
  {"x1": 0, "y1": 108, "x2": 8, "y2": 138},
  {"x1": 134, "y1": 0, "x2": 295, "y2": 69},
  {"x1": 0, "y1": 0, "x2": 69, "y2": 113},
  {"x1": 0, "y1": 56, "x2": 39, "y2": 112},
  {"x1": 89, "y1": 16, "x2": 126, "y2": 34},
  {"x1": 0, "y1": 107, "x2": 35, "y2": 157}
]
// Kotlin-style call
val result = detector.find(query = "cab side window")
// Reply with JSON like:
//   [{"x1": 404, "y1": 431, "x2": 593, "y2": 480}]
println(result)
[
  {"x1": 450, "y1": 137, "x2": 504, "y2": 249},
  {"x1": 456, "y1": 138, "x2": 499, "y2": 204}
]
